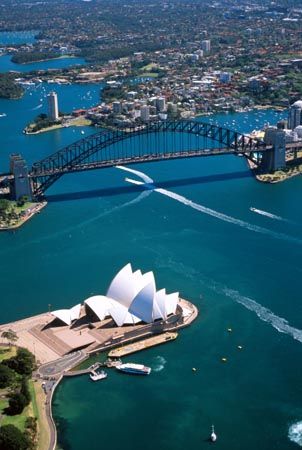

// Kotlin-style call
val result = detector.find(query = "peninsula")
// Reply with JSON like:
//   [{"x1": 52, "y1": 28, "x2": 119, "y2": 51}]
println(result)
[{"x1": 0, "y1": 264, "x2": 198, "y2": 450}]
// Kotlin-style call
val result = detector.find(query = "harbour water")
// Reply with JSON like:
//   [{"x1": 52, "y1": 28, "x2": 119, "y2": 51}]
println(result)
[{"x1": 0, "y1": 76, "x2": 302, "y2": 449}]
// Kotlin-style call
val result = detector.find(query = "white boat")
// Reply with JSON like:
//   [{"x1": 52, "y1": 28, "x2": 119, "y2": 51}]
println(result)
[
  {"x1": 116, "y1": 363, "x2": 151, "y2": 375},
  {"x1": 210, "y1": 425, "x2": 217, "y2": 442},
  {"x1": 89, "y1": 370, "x2": 107, "y2": 381}
]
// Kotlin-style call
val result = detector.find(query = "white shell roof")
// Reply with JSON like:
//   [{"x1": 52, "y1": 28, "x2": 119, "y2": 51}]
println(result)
[
  {"x1": 53, "y1": 264, "x2": 180, "y2": 327},
  {"x1": 51, "y1": 303, "x2": 81, "y2": 325},
  {"x1": 84, "y1": 295, "x2": 112, "y2": 321}
]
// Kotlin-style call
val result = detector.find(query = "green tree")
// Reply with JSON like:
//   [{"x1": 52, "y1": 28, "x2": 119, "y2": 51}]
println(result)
[
  {"x1": 1, "y1": 330, "x2": 18, "y2": 346},
  {"x1": 20, "y1": 378, "x2": 31, "y2": 406},
  {"x1": 0, "y1": 424, "x2": 29, "y2": 450},
  {"x1": 0, "y1": 199, "x2": 10, "y2": 214},
  {"x1": 4, "y1": 348, "x2": 35, "y2": 376},
  {"x1": 7, "y1": 392, "x2": 27, "y2": 415},
  {"x1": 0, "y1": 363, "x2": 14, "y2": 388}
]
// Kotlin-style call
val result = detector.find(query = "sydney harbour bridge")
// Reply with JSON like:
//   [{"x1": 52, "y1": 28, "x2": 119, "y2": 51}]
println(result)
[{"x1": 2, "y1": 120, "x2": 298, "y2": 200}]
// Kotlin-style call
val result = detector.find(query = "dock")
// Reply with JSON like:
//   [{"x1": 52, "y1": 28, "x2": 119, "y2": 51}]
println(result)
[{"x1": 108, "y1": 332, "x2": 178, "y2": 357}]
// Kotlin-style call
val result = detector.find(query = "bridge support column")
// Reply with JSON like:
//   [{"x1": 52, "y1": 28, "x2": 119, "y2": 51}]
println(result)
[
  {"x1": 262, "y1": 128, "x2": 286, "y2": 172},
  {"x1": 9, "y1": 154, "x2": 32, "y2": 201}
]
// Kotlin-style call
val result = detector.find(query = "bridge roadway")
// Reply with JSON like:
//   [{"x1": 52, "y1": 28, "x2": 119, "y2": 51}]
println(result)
[{"x1": 29, "y1": 147, "x2": 261, "y2": 178}]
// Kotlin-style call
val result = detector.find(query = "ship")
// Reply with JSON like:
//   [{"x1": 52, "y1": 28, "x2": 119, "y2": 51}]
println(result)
[
  {"x1": 115, "y1": 363, "x2": 151, "y2": 375},
  {"x1": 89, "y1": 370, "x2": 107, "y2": 381}
]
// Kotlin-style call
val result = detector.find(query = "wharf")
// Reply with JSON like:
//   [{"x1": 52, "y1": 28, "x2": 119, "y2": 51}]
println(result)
[{"x1": 108, "y1": 332, "x2": 178, "y2": 357}]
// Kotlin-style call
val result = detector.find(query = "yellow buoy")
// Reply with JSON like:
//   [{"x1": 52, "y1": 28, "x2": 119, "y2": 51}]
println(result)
[{"x1": 221, "y1": 357, "x2": 227, "y2": 363}]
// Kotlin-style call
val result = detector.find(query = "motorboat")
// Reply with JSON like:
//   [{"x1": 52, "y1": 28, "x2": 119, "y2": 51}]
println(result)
[
  {"x1": 89, "y1": 370, "x2": 107, "y2": 381},
  {"x1": 116, "y1": 363, "x2": 151, "y2": 375}
]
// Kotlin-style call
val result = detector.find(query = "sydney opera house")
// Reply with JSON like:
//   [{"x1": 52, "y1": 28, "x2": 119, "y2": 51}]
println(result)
[
  {"x1": 51, "y1": 263, "x2": 180, "y2": 327},
  {"x1": 23, "y1": 264, "x2": 196, "y2": 360}
]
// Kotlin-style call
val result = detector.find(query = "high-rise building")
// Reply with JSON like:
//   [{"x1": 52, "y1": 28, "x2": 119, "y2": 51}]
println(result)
[
  {"x1": 47, "y1": 91, "x2": 59, "y2": 121},
  {"x1": 288, "y1": 100, "x2": 302, "y2": 130},
  {"x1": 201, "y1": 40, "x2": 211, "y2": 52},
  {"x1": 156, "y1": 97, "x2": 166, "y2": 112},
  {"x1": 112, "y1": 101, "x2": 122, "y2": 115},
  {"x1": 140, "y1": 105, "x2": 150, "y2": 122}
]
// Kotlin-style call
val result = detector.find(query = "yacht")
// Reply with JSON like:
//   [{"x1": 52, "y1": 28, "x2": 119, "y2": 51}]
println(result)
[
  {"x1": 116, "y1": 363, "x2": 151, "y2": 375},
  {"x1": 210, "y1": 425, "x2": 217, "y2": 442},
  {"x1": 89, "y1": 370, "x2": 107, "y2": 381}
]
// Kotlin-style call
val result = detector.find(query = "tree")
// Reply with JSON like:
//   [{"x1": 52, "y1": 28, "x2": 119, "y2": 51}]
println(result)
[
  {"x1": 0, "y1": 364, "x2": 14, "y2": 388},
  {"x1": 7, "y1": 392, "x2": 27, "y2": 415},
  {"x1": 4, "y1": 348, "x2": 35, "y2": 376},
  {"x1": 20, "y1": 378, "x2": 31, "y2": 406},
  {"x1": 0, "y1": 199, "x2": 10, "y2": 214},
  {"x1": 1, "y1": 330, "x2": 18, "y2": 346},
  {"x1": 0, "y1": 424, "x2": 29, "y2": 450}
]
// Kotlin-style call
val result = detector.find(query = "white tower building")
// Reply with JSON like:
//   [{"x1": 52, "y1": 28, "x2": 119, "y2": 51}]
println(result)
[
  {"x1": 47, "y1": 91, "x2": 59, "y2": 121},
  {"x1": 201, "y1": 40, "x2": 211, "y2": 52},
  {"x1": 288, "y1": 100, "x2": 302, "y2": 130}
]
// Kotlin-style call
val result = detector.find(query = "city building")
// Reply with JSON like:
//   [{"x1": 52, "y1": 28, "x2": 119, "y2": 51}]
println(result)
[
  {"x1": 288, "y1": 100, "x2": 302, "y2": 130},
  {"x1": 112, "y1": 101, "x2": 122, "y2": 115},
  {"x1": 47, "y1": 91, "x2": 59, "y2": 121},
  {"x1": 140, "y1": 105, "x2": 150, "y2": 121},
  {"x1": 201, "y1": 39, "x2": 211, "y2": 52},
  {"x1": 156, "y1": 97, "x2": 166, "y2": 112}
]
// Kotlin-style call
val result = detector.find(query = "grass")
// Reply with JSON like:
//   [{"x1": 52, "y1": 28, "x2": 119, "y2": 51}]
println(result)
[
  {"x1": 32, "y1": 381, "x2": 50, "y2": 450},
  {"x1": 139, "y1": 72, "x2": 158, "y2": 78},
  {"x1": 0, "y1": 346, "x2": 16, "y2": 362}
]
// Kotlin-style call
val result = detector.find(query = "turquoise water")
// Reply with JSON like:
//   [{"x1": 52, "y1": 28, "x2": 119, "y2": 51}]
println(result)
[
  {"x1": 0, "y1": 54, "x2": 86, "y2": 73},
  {"x1": 0, "y1": 78, "x2": 302, "y2": 449},
  {"x1": 0, "y1": 31, "x2": 38, "y2": 45}
]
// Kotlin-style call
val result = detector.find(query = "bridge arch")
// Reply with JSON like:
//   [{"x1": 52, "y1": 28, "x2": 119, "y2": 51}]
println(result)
[{"x1": 30, "y1": 120, "x2": 265, "y2": 196}]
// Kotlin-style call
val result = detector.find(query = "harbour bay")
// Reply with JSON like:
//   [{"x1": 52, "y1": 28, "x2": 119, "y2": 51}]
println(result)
[{"x1": 0, "y1": 79, "x2": 302, "y2": 449}]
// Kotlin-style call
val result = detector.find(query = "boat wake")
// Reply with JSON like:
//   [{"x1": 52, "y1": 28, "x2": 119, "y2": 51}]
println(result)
[
  {"x1": 31, "y1": 103, "x2": 43, "y2": 111},
  {"x1": 289, "y1": 421, "x2": 302, "y2": 446},
  {"x1": 118, "y1": 167, "x2": 302, "y2": 246},
  {"x1": 152, "y1": 356, "x2": 167, "y2": 372},
  {"x1": 250, "y1": 207, "x2": 286, "y2": 222},
  {"x1": 116, "y1": 165, "x2": 154, "y2": 183},
  {"x1": 222, "y1": 287, "x2": 302, "y2": 343}
]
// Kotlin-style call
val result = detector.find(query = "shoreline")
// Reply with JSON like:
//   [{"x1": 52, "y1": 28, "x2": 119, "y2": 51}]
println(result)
[
  {"x1": 24, "y1": 117, "x2": 92, "y2": 135},
  {"x1": 0, "y1": 300, "x2": 198, "y2": 450},
  {"x1": 246, "y1": 157, "x2": 302, "y2": 184},
  {"x1": 0, "y1": 201, "x2": 47, "y2": 231}
]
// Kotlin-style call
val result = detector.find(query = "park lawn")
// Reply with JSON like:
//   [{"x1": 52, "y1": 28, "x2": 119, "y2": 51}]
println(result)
[
  {"x1": 140, "y1": 72, "x2": 158, "y2": 78},
  {"x1": 0, "y1": 380, "x2": 37, "y2": 433},
  {"x1": 0, "y1": 346, "x2": 17, "y2": 362},
  {"x1": 140, "y1": 63, "x2": 157, "y2": 71}
]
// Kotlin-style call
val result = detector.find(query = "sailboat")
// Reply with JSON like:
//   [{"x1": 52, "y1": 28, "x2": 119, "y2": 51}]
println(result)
[{"x1": 210, "y1": 425, "x2": 217, "y2": 442}]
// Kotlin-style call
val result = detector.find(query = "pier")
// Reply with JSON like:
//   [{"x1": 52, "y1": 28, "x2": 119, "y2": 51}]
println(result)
[{"x1": 108, "y1": 331, "x2": 178, "y2": 357}]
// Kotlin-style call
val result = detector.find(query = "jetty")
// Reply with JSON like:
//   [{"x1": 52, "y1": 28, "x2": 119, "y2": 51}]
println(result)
[{"x1": 108, "y1": 331, "x2": 178, "y2": 357}]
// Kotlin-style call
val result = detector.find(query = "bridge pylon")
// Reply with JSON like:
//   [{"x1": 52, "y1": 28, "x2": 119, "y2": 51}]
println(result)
[
  {"x1": 9, "y1": 154, "x2": 32, "y2": 201},
  {"x1": 261, "y1": 128, "x2": 286, "y2": 172}
]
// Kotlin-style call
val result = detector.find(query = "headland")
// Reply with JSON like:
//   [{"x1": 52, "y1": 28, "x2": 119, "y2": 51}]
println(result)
[{"x1": 0, "y1": 263, "x2": 198, "y2": 450}]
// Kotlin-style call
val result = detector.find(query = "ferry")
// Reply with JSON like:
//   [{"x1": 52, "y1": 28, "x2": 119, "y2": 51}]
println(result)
[
  {"x1": 89, "y1": 370, "x2": 107, "y2": 381},
  {"x1": 116, "y1": 363, "x2": 151, "y2": 375}
]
